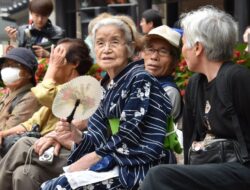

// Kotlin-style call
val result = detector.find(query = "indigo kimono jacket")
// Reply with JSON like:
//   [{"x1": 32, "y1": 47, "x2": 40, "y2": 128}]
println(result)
[{"x1": 42, "y1": 60, "x2": 173, "y2": 190}]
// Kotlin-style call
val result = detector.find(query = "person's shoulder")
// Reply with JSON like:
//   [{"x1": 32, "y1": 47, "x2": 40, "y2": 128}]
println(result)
[
  {"x1": 129, "y1": 60, "x2": 157, "y2": 82},
  {"x1": 186, "y1": 73, "x2": 203, "y2": 87},
  {"x1": 219, "y1": 62, "x2": 250, "y2": 80}
]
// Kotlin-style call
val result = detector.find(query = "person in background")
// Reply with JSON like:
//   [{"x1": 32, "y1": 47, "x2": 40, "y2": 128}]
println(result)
[
  {"x1": 141, "y1": 6, "x2": 250, "y2": 190},
  {"x1": 0, "y1": 48, "x2": 40, "y2": 146},
  {"x1": 140, "y1": 9, "x2": 162, "y2": 34},
  {"x1": 141, "y1": 25, "x2": 183, "y2": 156},
  {"x1": 5, "y1": 0, "x2": 64, "y2": 58},
  {"x1": 0, "y1": 38, "x2": 93, "y2": 190},
  {"x1": 40, "y1": 16, "x2": 173, "y2": 190}
]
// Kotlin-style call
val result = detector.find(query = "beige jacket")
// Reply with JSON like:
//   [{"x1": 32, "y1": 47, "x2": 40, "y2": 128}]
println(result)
[{"x1": 0, "y1": 84, "x2": 41, "y2": 131}]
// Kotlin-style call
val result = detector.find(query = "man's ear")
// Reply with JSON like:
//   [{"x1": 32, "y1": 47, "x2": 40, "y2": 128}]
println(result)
[{"x1": 195, "y1": 42, "x2": 204, "y2": 56}]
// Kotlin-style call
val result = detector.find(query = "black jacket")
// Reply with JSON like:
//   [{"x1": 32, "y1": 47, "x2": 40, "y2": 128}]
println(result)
[
  {"x1": 17, "y1": 19, "x2": 65, "y2": 49},
  {"x1": 183, "y1": 62, "x2": 250, "y2": 163}
]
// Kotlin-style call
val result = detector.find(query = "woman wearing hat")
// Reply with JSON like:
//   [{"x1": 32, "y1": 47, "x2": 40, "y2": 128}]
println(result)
[{"x1": 0, "y1": 47, "x2": 40, "y2": 146}]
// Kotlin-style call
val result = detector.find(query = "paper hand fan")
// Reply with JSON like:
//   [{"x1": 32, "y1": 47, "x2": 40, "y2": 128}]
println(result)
[{"x1": 52, "y1": 76, "x2": 102, "y2": 122}]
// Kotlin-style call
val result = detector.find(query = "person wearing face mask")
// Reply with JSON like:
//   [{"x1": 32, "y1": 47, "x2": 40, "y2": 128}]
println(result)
[
  {"x1": 0, "y1": 47, "x2": 41, "y2": 144},
  {"x1": 4, "y1": 0, "x2": 64, "y2": 58}
]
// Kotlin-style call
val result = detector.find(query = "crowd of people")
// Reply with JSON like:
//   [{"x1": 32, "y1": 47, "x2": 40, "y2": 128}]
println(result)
[{"x1": 0, "y1": 0, "x2": 250, "y2": 189}]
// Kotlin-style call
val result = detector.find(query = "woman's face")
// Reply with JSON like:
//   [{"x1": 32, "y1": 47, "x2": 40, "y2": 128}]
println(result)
[
  {"x1": 1, "y1": 59, "x2": 32, "y2": 89},
  {"x1": 94, "y1": 25, "x2": 129, "y2": 79},
  {"x1": 142, "y1": 38, "x2": 175, "y2": 77},
  {"x1": 31, "y1": 12, "x2": 49, "y2": 30}
]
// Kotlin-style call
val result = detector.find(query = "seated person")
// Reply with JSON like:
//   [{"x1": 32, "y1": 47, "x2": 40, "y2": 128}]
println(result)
[
  {"x1": 141, "y1": 6, "x2": 250, "y2": 190},
  {"x1": 0, "y1": 38, "x2": 93, "y2": 190},
  {"x1": 142, "y1": 25, "x2": 182, "y2": 121},
  {"x1": 0, "y1": 38, "x2": 93, "y2": 157},
  {"x1": 141, "y1": 25, "x2": 183, "y2": 154},
  {"x1": 40, "y1": 16, "x2": 173, "y2": 190},
  {"x1": 0, "y1": 48, "x2": 40, "y2": 145},
  {"x1": 5, "y1": 0, "x2": 64, "y2": 58}
]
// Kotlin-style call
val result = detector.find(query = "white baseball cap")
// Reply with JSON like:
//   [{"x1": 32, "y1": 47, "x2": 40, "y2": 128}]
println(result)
[{"x1": 147, "y1": 25, "x2": 181, "y2": 48}]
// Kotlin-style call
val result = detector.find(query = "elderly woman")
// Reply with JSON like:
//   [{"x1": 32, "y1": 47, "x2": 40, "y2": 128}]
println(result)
[
  {"x1": 40, "y1": 17, "x2": 173, "y2": 190},
  {"x1": 0, "y1": 38, "x2": 93, "y2": 190},
  {"x1": 0, "y1": 48, "x2": 40, "y2": 144}
]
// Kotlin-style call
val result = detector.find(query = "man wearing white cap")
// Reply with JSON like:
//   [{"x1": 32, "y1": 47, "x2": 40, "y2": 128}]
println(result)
[
  {"x1": 141, "y1": 6, "x2": 250, "y2": 190},
  {"x1": 141, "y1": 25, "x2": 183, "y2": 155}
]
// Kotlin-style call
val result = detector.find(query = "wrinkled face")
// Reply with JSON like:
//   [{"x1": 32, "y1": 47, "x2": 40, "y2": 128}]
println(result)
[
  {"x1": 94, "y1": 25, "x2": 129, "y2": 79},
  {"x1": 142, "y1": 37, "x2": 174, "y2": 77},
  {"x1": 31, "y1": 12, "x2": 49, "y2": 30},
  {"x1": 182, "y1": 35, "x2": 197, "y2": 72},
  {"x1": 140, "y1": 18, "x2": 153, "y2": 34}
]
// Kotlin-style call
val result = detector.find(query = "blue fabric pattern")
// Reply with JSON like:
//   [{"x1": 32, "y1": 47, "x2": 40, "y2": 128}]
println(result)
[{"x1": 41, "y1": 60, "x2": 174, "y2": 190}]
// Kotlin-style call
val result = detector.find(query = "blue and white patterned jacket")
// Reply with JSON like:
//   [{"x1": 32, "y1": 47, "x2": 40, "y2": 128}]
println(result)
[{"x1": 68, "y1": 60, "x2": 172, "y2": 189}]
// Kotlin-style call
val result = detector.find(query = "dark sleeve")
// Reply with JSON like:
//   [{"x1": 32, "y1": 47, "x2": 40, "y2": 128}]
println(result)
[
  {"x1": 17, "y1": 25, "x2": 28, "y2": 47},
  {"x1": 230, "y1": 66, "x2": 250, "y2": 144},
  {"x1": 182, "y1": 74, "x2": 204, "y2": 164},
  {"x1": 182, "y1": 79, "x2": 195, "y2": 164}
]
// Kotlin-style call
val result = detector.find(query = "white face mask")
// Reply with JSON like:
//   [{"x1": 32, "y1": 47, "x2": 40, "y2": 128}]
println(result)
[{"x1": 1, "y1": 67, "x2": 21, "y2": 85}]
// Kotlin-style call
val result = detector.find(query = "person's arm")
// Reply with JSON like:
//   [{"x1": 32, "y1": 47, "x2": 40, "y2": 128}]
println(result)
[
  {"x1": 32, "y1": 45, "x2": 50, "y2": 58},
  {"x1": 30, "y1": 45, "x2": 68, "y2": 108},
  {"x1": 0, "y1": 124, "x2": 26, "y2": 145},
  {"x1": 34, "y1": 119, "x2": 87, "y2": 156},
  {"x1": 5, "y1": 91, "x2": 41, "y2": 130},
  {"x1": 43, "y1": 45, "x2": 67, "y2": 83},
  {"x1": 68, "y1": 151, "x2": 101, "y2": 172}
]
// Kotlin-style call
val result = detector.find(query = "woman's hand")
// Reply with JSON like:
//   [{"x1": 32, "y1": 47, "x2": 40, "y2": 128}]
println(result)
[
  {"x1": 33, "y1": 136, "x2": 61, "y2": 156},
  {"x1": 68, "y1": 151, "x2": 102, "y2": 172},
  {"x1": 43, "y1": 45, "x2": 67, "y2": 82},
  {"x1": 54, "y1": 118, "x2": 83, "y2": 145}
]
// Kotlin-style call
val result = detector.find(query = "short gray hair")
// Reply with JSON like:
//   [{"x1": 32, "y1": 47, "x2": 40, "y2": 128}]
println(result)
[
  {"x1": 92, "y1": 17, "x2": 135, "y2": 58},
  {"x1": 180, "y1": 6, "x2": 238, "y2": 61}
]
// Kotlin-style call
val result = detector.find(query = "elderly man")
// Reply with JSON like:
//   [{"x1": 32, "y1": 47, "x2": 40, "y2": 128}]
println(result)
[{"x1": 141, "y1": 6, "x2": 250, "y2": 190}]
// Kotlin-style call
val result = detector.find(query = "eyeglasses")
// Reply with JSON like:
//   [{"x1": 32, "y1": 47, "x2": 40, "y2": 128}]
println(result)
[
  {"x1": 95, "y1": 39, "x2": 127, "y2": 50},
  {"x1": 144, "y1": 47, "x2": 171, "y2": 57}
]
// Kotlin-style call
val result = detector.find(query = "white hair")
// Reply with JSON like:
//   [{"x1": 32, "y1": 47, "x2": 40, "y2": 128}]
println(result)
[
  {"x1": 180, "y1": 6, "x2": 238, "y2": 61},
  {"x1": 91, "y1": 17, "x2": 135, "y2": 58}
]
